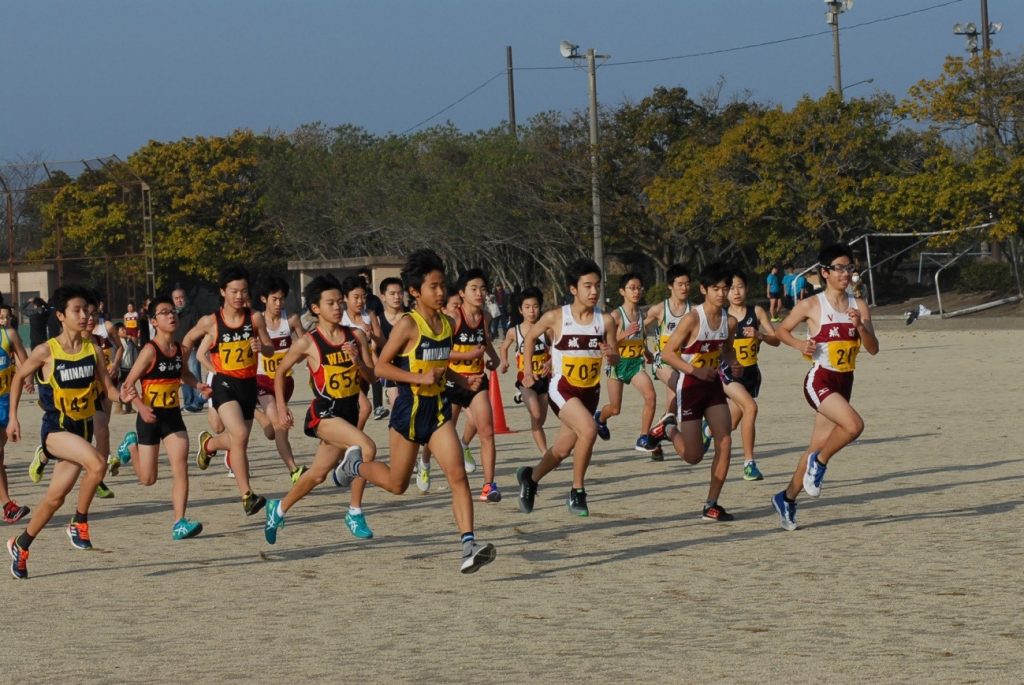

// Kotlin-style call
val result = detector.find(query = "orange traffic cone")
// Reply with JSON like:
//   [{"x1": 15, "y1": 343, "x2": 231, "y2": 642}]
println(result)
[{"x1": 489, "y1": 370, "x2": 514, "y2": 434}]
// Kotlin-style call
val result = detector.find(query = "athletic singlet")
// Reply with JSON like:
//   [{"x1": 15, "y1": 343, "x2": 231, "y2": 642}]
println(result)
[
  {"x1": 341, "y1": 309, "x2": 371, "y2": 331},
  {"x1": 0, "y1": 328, "x2": 13, "y2": 396},
  {"x1": 449, "y1": 306, "x2": 485, "y2": 375},
  {"x1": 731, "y1": 305, "x2": 761, "y2": 367},
  {"x1": 210, "y1": 308, "x2": 257, "y2": 379},
  {"x1": 550, "y1": 305, "x2": 605, "y2": 390},
  {"x1": 679, "y1": 307, "x2": 729, "y2": 374},
  {"x1": 93, "y1": 322, "x2": 114, "y2": 364},
  {"x1": 380, "y1": 311, "x2": 401, "y2": 341},
  {"x1": 514, "y1": 324, "x2": 550, "y2": 377},
  {"x1": 395, "y1": 311, "x2": 451, "y2": 398},
  {"x1": 257, "y1": 312, "x2": 293, "y2": 380},
  {"x1": 308, "y1": 327, "x2": 362, "y2": 401},
  {"x1": 617, "y1": 306, "x2": 645, "y2": 359},
  {"x1": 140, "y1": 341, "x2": 184, "y2": 409},
  {"x1": 657, "y1": 299, "x2": 691, "y2": 353},
  {"x1": 809, "y1": 293, "x2": 860, "y2": 373},
  {"x1": 124, "y1": 311, "x2": 139, "y2": 332},
  {"x1": 41, "y1": 337, "x2": 98, "y2": 421}
]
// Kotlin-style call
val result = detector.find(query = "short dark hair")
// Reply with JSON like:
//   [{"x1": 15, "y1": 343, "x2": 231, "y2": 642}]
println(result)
[
  {"x1": 401, "y1": 249, "x2": 445, "y2": 294},
  {"x1": 618, "y1": 272, "x2": 643, "y2": 290},
  {"x1": 219, "y1": 264, "x2": 250, "y2": 290},
  {"x1": 303, "y1": 274, "x2": 342, "y2": 314},
  {"x1": 518, "y1": 286, "x2": 543, "y2": 309},
  {"x1": 51, "y1": 285, "x2": 92, "y2": 315},
  {"x1": 666, "y1": 263, "x2": 690, "y2": 285},
  {"x1": 149, "y1": 294, "x2": 175, "y2": 318},
  {"x1": 340, "y1": 275, "x2": 366, "y2": 298},
  {"x1": 114, "y1": 322, "x2": 125, "y2": 331},
  {"x1": 566, "y1": 258, "x2": 601, "y2": 288},
  {"x1": 784, "y1": 263, "x2": 795, "y2": 270},
  {"x1": 262, "y1": 275, "x2": 290, "y2": 299},
  {"x1": 85, "y1": 289, "x2": 101, "y2": 307},
  {"x1": 699, "y1": 262, "x2": 733, "y2": 289},
  {"x1": 457, "y1": 268, "x2": 489, "y2": 293},
  {"x1": 445, "y1": 287, "x2": 461, "y2": 304},
  {"x1": 731, "y1": 269, "x2": 748, "y2": 287},
  {"x1": 818, "y1": 243, "x2": 855, "y2": 273},
  {"x1": 379, "y1": 277, "x2": 403, "y2": 295}
]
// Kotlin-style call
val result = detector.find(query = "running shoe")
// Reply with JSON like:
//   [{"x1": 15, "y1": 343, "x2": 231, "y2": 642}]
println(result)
[
  {"x1": 480, "y1": 482, "x2": 502, "y2": 503},
  {"x1": 416, "y1": 458, "x2": 431, "y2": 494},
  {"x1": 462, "y1": 444, "x2": 477, "y2": 474},
  {"x1": 701, "y1": 417, "x2": 712, "y2": 455},
  {"x1": 172, "y1": 518, "x2": 203, "y2": 540},
  {"x1": 516, "y1": 466, "x2": 537, "y2": 514},
  {"x1": 2, "y1": 501, "x2": 30, "y2": 525},
  {"x1": 650, "y1": 446, "x2": 665, "y2": 462},
  {"x1": 635, "y1": 435, "x2": 657, "y2": 453},
  {"x1": 567, "y1": 488, "x2": 589, "y2": 517},
  {"x1": 649, "y1": 412, "x2": 676, "y2": 441},
  {"x1": 107, "y1": 453, "x2": 121, "y2": 478},
  {"x1": 743, "y1": 461, "x2": 765, "y2": 481},
  {"x1": 95, "y1": 481, "x2": 114, "y2": 499},
  {"x1": 460, "y1": 541, "x2": 497, "y2": 574},
  {"x1": 332, "y1": 446, "x2": 363, "y2": 488},
  {"x1": 512, "y1": 391, "x2": 523, "y2": 405},
  {"x1": 593, "y1": 411, "x2": 610, "y2": 441},
  {"x1": 196, "y1": 430, "x2": 214, "y2": 470},
  {"x1": 29, "y1": 446, "x2": 46, "y2": 484},
  {"x1": 771, "y1": 491, "x2": 798, "y2": 531},
  {"x1": 117, "y1": 431, "x2": 138, "y2": 465},
  {"x1": 7, "y1": 538, "x2": 28, "y2": 580},
  {"x1": 264, "y1": 499, "x2": 285, "y2": 544},
  {"x1": 67, "y1": 521, "x2": 93, "y2": 550},
  {"x1": 345, "y1": 511, "x2": 373, "y2": 539},
  {"x1": 242, "y1": 491, "x2": 266, "y2": 516},
  {"x1": 701, "y1": 503, "x2": 734, "y2": 522},
  {"x1": 372, "y1": 406, "x2": 390, "y2": 420},
  {"x1": 803, "y1": 451, "x2": 826, "y2": 497},
  {"x1": 290, "y1": 465, "x2": 308, "y2": 485}
]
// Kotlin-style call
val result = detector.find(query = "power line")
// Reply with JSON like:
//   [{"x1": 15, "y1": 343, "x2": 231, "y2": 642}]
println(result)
[{"x1": 401, "y1": 0, "x2": 965, "y2": 133}]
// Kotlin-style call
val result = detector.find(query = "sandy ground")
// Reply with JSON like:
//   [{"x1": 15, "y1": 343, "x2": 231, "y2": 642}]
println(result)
[{"x1": 2, "y1": 317, "x2": 1022, "y2": 684}]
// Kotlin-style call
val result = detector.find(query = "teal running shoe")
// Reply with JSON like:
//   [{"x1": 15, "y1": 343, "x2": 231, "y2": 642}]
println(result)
[
  {"x1": 117, "y1": 431, "x2": 138, "y2": 465},
  {"x1": 743, "y1": 461, "x2": 764, "y2": 481},
  {"x1": 345, "y1": 511, "x2": 373, "y2": 539},
  {"x1": 264, "y1": 500, "x2": 285, "y2": 544},
  {"x1": 172, "y1": 518, "x2": 203, "y2": 540}
]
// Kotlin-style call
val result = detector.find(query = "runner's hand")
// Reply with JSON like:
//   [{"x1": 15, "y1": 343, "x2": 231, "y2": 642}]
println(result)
[
  {"x1": 467, "y1": 373, "x2": 484, "y2": 392},
  {"x1": 196, "y1": 382, "x2": 213, "y2": 399},
  {"x1": 6, "y1": 418, "x2": 20, "y2": 443},
  {"x1": 139, "y1": 405, "x2": 157, "y2": 424}
]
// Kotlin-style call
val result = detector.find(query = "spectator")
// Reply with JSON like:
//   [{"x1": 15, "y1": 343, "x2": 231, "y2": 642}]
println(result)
[
  {"x1": 486, "y1": 293, "x2": 501, "y2": 338},
  {"x1": 172, "y1": 288, "x2": 204, "y2": 412},
  {"x1": 493, "y1": 283, "x2": 508, "y2": 338},
  {"x1": 766, "y1": 264, "x2": 783, "y2": 322},
  {"x1": 25, "y1": 297, "x2": 51, "y2": 350},
  {"x1": 782, "y1": 264, "x2": 796, "y2": 310},
  {"x1": 358, "y1": 268, "x2": 384, "y2": 318}
]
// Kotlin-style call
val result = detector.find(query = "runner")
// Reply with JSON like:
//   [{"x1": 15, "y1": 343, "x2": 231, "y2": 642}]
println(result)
[
  {"x1": 721, "y1": 270, "x2": 779, "y2": 482},
  {"x1": 182, "y1": 264, "x2": 273, "y2": 517},
  {"x1": 114, "y1": 295, "x2": 211, "y2": 539},
  {"x1": 0, "y1": 306, "x2": 31, "y2": 524},
  {"x1": 254, "y1": 275, "x2": 307, "y2": 484},
  {"x1": 648, "y1": 262, "x2": 742, "y2": 522},
  {"x1": 123, "y1": 301, "x2": 140, "y2": 342},
  {"x1": 515, "y1": 259, "x2": 618, "y2": 518},
  {"x1": 340, "y1": 275, "x2": 384, "y2": 429},
  {"x1": 642, "y1": 264, "x2": 692, "y2": 461},
  {"x1": 498, "y1": 287, "x2": 550, "y2": 456},
  {"x1": 89, "y1": 297, "x2": 122, "y2": 498},
  {"x1": 264, "y1": 274, "x2": 380, "y2": 544},
  {"x1": 447, "y1": 269, "x2": 501, "y2": 502},
  {"x1": 595, "y1": 273, "x2": 657, "y2": 452},
  {"x1": 6, "y1": 286, "x2": 120, "y2": 579},
  {"x1": 770, "y1": 243, "x2": 878, "y2": 531}
]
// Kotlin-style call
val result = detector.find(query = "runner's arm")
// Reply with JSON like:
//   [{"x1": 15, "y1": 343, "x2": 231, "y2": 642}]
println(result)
[
  {"x1": 853, "y1": 298, "x2": 879, "y2": 355},
  {"x1": 351, "y1": 329, "x2": 377, "y2": 384},
  {"x1": 181, "y1": 314, "x2": 215, "y2": 358},
  {"x1": 373, "y1": 316, "x2": 443, "y2": 386},
  {"x1": 774, "y1": 298, "x2": 816, "y2": 355},
  {"x1": 753, "y1": 305, "x2": 780, "y2": 347}
]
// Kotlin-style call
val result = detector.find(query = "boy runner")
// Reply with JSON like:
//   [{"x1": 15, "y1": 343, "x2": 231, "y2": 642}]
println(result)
[
  {"x1": 516, "y1": 259, "x2": 618, "y2": 517},
  {"x1": 0, "y1": 306, "x2": 31, "y2": 523},
  {"x1": 648, "y1": 263, "x2": 742, "y2": 522},
  {"x1": 770, "y1": 243, "x2": 878, "y2": 531},
  {"x1": 265, "y1": 274, "x2": 380, "y2": 545},
  {"x1": 377, "y1": 277, "x2": 406, "y2": 413},
  {"x1": 182, "y1": 264, "x2": 273, "y2": 517},
  {"x1": 6, "y1": 286, "x2": 120, "y2": 579},
  {"x1": 114, "y1": 295, "x2": 211, "y2": 539},
  {"x1": 498, "y1": 287, "x2": 551, "y2": 456},
  {"x1": 90, "y1": 299, "x2": 122, "y2": 498},
  {"x1": 720, "y1": 270, "x2": 779, "y2": 481},
  {"x1": 254, "y1": 275, "x2": 307, "y2": 484},
  {"x1": 595, "y1": 273, "x2": 657, "y2": 452}
]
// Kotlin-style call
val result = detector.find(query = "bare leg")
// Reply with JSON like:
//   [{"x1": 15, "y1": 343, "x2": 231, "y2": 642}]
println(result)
[
  {"x1": 521, "y1": 388, "x2": 549, "y2": 454},
  {"x1": 206, "y1": 402, "x2": 255, "y2": 495}
]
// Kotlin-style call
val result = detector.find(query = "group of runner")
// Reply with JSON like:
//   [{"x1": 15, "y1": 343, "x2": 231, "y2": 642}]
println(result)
[{"x1": 1, "y1": 242, "x2": 876, "y2": 580}]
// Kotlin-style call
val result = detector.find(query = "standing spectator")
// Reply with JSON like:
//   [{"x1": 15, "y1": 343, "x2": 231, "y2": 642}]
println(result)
[
  {"x1": 493, "y1": 283, "x2": 508, "y2": 338},
  {"x1": 358, "y1": 268, "x2": 384, "y2": 318},
  {"x1": 25, "y1": 297, "x2": 51, "y2": 350},
  {"x1": 123, "y1": 301, "x2": 140, "y2": 342},
  {"x1": 138, "y1": 296, "x2": 153, "y2": 345},
  {"x1": 766, "y1": 264, "x2": 783, "y2": 322},
  {"x1": 486, "y1": 293, "x2": 501, "y2": 338},
  {"x1": 172, "y1": 288, "x2": 204, "y2": 413},
  {"x1": 782, "y1": 264, "x2": 797, "y2": 311},
  {"x1": 791, "y1": 270, "x2": 809, "y2": 304}
]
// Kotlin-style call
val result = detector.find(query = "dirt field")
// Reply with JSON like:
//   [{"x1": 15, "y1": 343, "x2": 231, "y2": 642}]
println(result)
[{"x1": 2, "y1": 317, "x2": 1022, "y2": 684}]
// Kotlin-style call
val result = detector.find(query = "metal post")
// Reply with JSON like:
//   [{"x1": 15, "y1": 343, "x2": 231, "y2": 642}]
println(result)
[
  {"x1": 863, "y1": 234, "x2": 875, "y2": 306},
  {"x1": 506, "y1": 46, "x2": 517, "y2": 139},
  {"x1": 980, "y1": 0, "x2": 991, "y2": 56},
  {"x1": 586, "y1": 48, "x2": 604, "y2": 303},
  {"x1": 2, "y1": 184, "x2": 16, "y2": 308},
  {"x1": 832, "y1": 12, "x2": 843, "y2": 98}
]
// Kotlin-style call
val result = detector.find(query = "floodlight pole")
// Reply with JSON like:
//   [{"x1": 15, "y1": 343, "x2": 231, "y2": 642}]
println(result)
[
  {"x1": 826, "y1": 1, "x2": 845, "y2": 99},
  {"x1": 506, "y1": 46, "x2": 517, "y2": 139},
  {"x1": 0, "y1": 176, "x2": 16, "y2": 307},
  {"x1": 585, "y1": 48, "x2": 604, "y2": 304}
]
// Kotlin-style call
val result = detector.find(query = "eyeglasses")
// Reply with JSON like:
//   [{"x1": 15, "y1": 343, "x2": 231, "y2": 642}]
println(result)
[
  {"x1": 154, "y1": 309, "x2": 176, "y2": 317},
  {"x1": 824, "y1": 264, "x2": 857, "y2": 274}
]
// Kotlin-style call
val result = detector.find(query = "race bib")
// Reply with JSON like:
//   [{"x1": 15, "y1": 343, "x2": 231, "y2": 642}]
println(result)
[
  {"x1": 561, "y1": 355, "x2": 601, "y2": 388},
  {"x1": 733, "y1": 338, "x2": 760, "y2": 367},
  {"x1": 827, "y1": 340, "x2": 860, "y2": 372}
]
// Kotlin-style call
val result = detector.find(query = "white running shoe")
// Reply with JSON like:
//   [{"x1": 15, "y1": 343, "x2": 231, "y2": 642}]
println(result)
[{"x1": 416, "y1": 458, "x2": 431, "y2": 494}]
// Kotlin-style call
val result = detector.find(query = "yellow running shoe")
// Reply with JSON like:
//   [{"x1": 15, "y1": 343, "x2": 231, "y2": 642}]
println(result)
[{"x1": 29, "y1": 446, "x2": 47, "y2": 484}]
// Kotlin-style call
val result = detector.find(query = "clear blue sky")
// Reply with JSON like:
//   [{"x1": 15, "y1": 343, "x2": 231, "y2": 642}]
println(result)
[{"x1": 2, "y1": 0, "x2": 1022, "y2": 162}]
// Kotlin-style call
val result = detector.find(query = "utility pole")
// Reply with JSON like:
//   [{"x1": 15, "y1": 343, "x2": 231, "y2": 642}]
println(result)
[
  {"x1": 506, "y1": 46, "x2": 517, "y2": 139},
  {"x1": 825, "y1": 1, "x2": 852, "y2": 99}
]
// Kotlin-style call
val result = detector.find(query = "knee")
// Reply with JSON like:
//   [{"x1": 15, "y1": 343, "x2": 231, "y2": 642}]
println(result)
[
  {"x1": 45, "y1": 492, "x2": 67, "y2": 510},
  {"x1": 745, "y1": 402, "x2": 758, "y2": 420},
  {"x1": 262, "y1": 425, "x2": 275, "y2": 440},
  {"x1": 603, "y1": 405, "x2": 620, "y2": 419},
  {"x1": 308, "y1": 469, "x2": 328, "y2": 486},
  {"x1": 391, "y1": 480, "x2": 410, "y2": 495},
  {"x1": 578, "y1": 423, "x2": 597, "y2": 444},
  {"x1": 717, "y1": 435, "x2": 732, "y2": 454},
  {"x1": 476, "y1": 423, "x2": 494, "y2": 441},
  {"x1": 85, "y1": 457, "x2": 106, "y2": 480},
  {"x1": 847, "y1": 416, "x2": 865, "y2": 439},
  {"x1": 141, "y1": 474, "x2": 157, "y2": 486}
]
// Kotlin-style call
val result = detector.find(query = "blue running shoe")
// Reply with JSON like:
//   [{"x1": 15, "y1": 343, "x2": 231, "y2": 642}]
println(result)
[
  {"x1": 172, "y1": 518, "x2": 203, "y2": 540},
  {"x1": 7, "y1": 538, "x2": 28, "y2": 580},
  {"x1": 264, "y1": 499, "x2": 285, "y2": 544},
  {"x1": 701, "y1": 418, "x2": 712, "y2": 455},
  {"x1": 771, "y1": 491, "x2": 798, "y2": 531},
  {"x1": 117, "y1": 431, "x2": 138, "y2": 465},
  {"x1": 803, "y1": 451, "x2": 826, "y2": 497},
  {"x1": 66, "y1": 522, "x2": 93, "y2": 550},
  {"x1": 743, "y1": 461, "x2": 764, "y2": 481},
  {"x1": 593, "y1": 411, "x2": 610, "y2": 441},
  {"x1": 635, "y1": 435, "x2": 657, "y2": 453},
  {"x1": 345, "y1": 511, "x2": 373, "y2": 539}
]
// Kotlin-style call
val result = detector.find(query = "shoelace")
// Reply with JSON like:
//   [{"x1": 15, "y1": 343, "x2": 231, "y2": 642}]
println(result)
[
  {"x1": 73, "y1": 523, "x2": 91, "y2": 542},
  {"x1": 13, "y1": 548, "x2": 28, "y2": 571}
]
